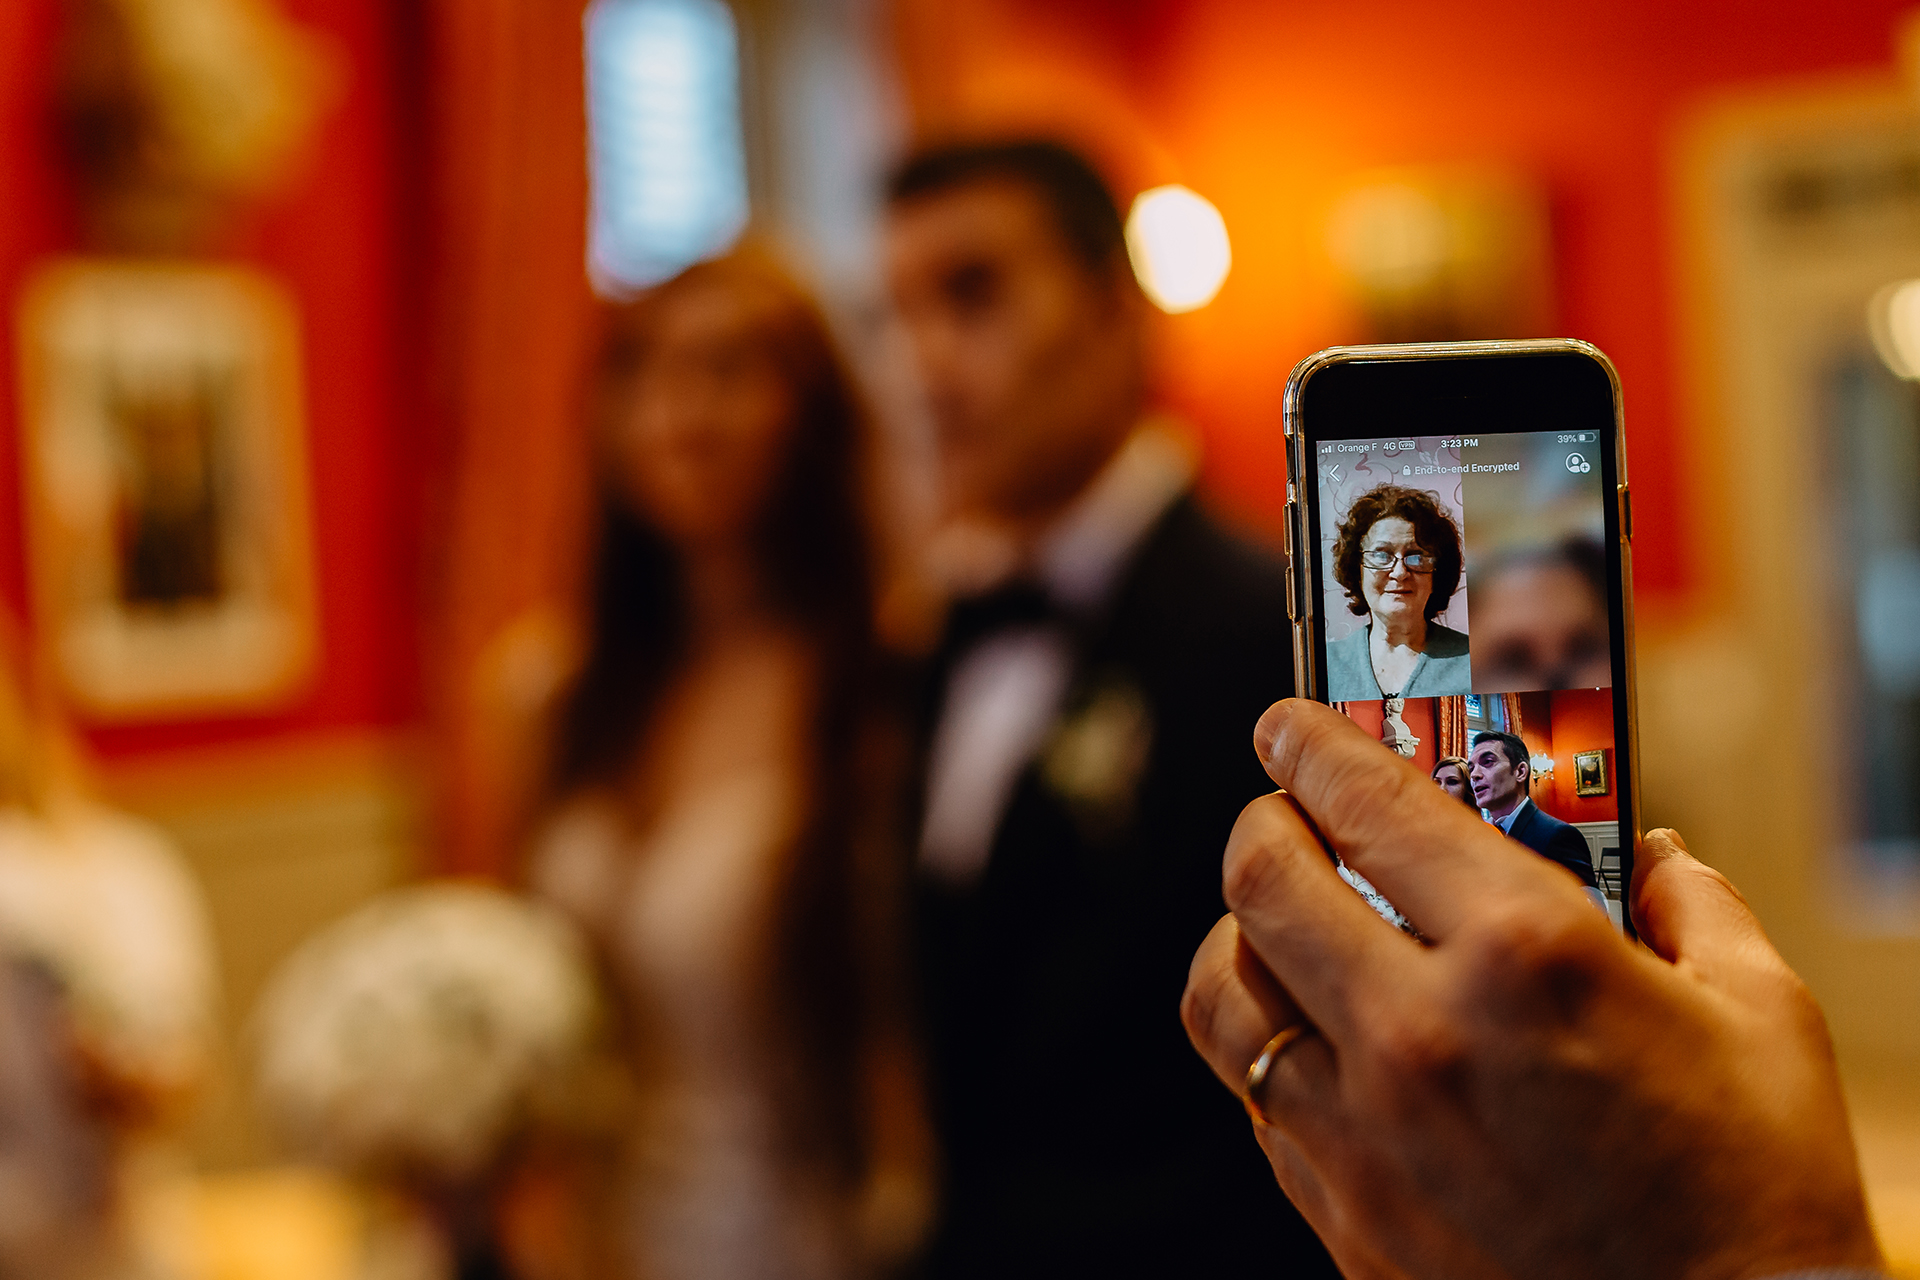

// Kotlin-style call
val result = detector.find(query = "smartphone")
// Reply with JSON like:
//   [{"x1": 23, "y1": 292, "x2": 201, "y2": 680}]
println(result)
[{"x1": 1282, "y1": 340, "x2": 1639, "y2": 935}]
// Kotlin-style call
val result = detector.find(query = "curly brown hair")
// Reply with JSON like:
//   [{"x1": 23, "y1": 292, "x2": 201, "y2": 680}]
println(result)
[{"x1": 1331, "y1": 483, "x2": 1463, "y2": 619}]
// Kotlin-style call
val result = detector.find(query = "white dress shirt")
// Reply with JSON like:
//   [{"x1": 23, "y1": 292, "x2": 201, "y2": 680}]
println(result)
[
  {"x1": 1489, "y1": 797, "x2": 1531, "y2": 833},
  {"x1": 918, "y1": 426, "x2": 1193, "y2": 888}
]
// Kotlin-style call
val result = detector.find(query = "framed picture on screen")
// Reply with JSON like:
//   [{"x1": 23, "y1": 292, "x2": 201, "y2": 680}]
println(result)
[{"x1": 1573, "y1": 748, "x2": 1609, "y2": 798}]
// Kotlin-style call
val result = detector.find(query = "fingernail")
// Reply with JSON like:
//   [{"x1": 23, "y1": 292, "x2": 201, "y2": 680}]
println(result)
[{"x1": 1253, "y1": 701, "x2": 1285, "y2": 765}]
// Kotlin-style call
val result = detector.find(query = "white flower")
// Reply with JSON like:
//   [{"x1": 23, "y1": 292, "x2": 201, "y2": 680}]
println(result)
[
  {"x1": 1043, "y1": 682, "x2": 1150, "y2": 809},
  {"x1": 252, "y1": 882, "x2": 599, "y2": 1184},
  {"x1": 0, "y1": 806, "x2": 216, "y2": 1093}
]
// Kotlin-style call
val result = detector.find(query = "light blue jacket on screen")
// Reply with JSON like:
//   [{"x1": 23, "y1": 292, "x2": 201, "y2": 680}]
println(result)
[{"x1": 1326, "y1": 621, "x2": 1472, "y2": 701}]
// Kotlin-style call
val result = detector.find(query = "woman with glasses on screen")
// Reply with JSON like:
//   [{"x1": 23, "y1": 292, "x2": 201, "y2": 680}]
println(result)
[{"x1": 1326, "y1": 483, "x2": 1471, "y2": 701}]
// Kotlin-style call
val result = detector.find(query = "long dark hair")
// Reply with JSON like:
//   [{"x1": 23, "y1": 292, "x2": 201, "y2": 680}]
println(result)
[{"x1": 549, "y1": 248, "x2": 883, "y2": 1176}]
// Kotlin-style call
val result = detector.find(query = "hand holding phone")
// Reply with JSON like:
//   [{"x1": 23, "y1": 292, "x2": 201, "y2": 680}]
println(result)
[
  {"x1": 1179, "y1": 345, "x2": 1880, "y2": 1280},
  {"x1": 1180, "y1": 699, "x2": 1883, "y2": 1280},
  {"x1": 1284, "y1": 341, "x2": 1639, "y2": 932}
]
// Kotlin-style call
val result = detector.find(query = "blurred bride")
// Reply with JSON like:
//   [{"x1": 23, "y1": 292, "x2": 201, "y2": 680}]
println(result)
[{"x1": 528, "y1": 248, "x2": 928, "y2": 1280}]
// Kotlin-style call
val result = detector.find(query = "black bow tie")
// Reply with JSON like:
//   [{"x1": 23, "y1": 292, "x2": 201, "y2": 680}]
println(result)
[{"x1": 943, "y1": 581, "x2": 1061, "y2": 653}]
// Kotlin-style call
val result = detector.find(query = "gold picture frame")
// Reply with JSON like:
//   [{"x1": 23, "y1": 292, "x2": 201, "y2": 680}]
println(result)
[
  {"x1": 1573, "y1": 748, "x2": 1608, "y2": 798},
  {"x1": 16, "y1": 259, "x2": 317, "y2": 720}
]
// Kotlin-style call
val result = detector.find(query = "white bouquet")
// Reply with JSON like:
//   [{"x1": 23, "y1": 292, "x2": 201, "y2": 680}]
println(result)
[
  {"x1": 0, "y1": 805, "x2": 217, "y2": 1099},
  {"x1": 252, "y1": 882, "x2": 600, "y2": 1185}
]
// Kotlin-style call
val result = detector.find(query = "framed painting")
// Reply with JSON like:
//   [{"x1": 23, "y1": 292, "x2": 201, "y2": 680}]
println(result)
[
  {"x1": 1573, "y1": 748, "x2": 1608, "y2": 798},
  {"x1": 16, "y1": 259, "x2": 317, "y2": 719}
]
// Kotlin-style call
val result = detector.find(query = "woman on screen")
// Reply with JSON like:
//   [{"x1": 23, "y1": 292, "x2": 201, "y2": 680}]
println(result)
[
  {"x1": 1326, "y1": 483, "x2": 1471, "y2": 701},
  {"x1": 1431, "y1": 755, "x2": 1479, "y2": 808}
]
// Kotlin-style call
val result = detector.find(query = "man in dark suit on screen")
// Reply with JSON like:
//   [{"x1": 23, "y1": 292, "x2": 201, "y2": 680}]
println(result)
[
  {"x1": 1468, "y1": 730, "x2": 1600, "y2": 889},
  {"x1": 884, "y1": 140, "x2": 1340, "y2": 1279}
]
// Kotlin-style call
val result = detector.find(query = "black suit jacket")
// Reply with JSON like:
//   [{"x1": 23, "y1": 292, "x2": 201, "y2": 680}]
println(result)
[
  {"x1": 1506, "y1": 800, "x2": 1599, "y2": 888},
  {"x1": 913, "y1": 496, "x2": 1339, "y2": 1279}
]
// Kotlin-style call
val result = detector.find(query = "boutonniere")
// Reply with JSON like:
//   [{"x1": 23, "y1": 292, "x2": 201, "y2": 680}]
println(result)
[{"x1": 1041, "y1": 675, "x2": 1153, "y2": 841}]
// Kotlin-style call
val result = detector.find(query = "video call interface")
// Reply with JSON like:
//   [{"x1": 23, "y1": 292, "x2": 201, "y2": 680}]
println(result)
[{"x1": 1308, "y1": 427, "x2": 1628, "y2": 929}]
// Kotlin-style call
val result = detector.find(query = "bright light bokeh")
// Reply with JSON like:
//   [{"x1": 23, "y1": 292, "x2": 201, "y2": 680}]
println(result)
[
  {"x1": 1126, "y1": 185, "x2": 1231, "y2": 314},
  {"x1": 1870, "y1": 279, "x2": 1920, "y2": 380},
  {"x1": 585, "y1": 0, "x2": 749, "y2": 296}
]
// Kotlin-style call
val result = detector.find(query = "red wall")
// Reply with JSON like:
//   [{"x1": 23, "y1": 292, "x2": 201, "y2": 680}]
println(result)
[
  {"x1": 0, "y1": 0, "x2": 427, "y2": 760},
  {"x1": 1543, "y1": 688, "x2": 1621, "y2": 824},
  {"x1": 893, "y1": 0, "x2": 1919, "y2": 608},
  {"x1": 1338, "y1": 698, "x2": 1439, "y2": 774},
  {"x1": 13, "y1": 0, "x2": 1912, "y2": 763},
  {"x1": 1340, "y1": 687, "x2": 1616, "y2": 821}
]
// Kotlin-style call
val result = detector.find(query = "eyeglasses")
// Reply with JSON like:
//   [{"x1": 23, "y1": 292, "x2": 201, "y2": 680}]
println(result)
[{"x1": 1360, "y1": 548, "x2": 1436, "y2": 573}]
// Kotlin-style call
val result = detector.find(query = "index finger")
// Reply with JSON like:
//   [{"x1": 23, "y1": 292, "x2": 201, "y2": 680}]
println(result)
[
  {"x1": 1223, "y1": 790, "x2": 1424, "y2": 1043},
  {"x1": 1253, "y1": 699, "x2": 1582, "y2": 939}
]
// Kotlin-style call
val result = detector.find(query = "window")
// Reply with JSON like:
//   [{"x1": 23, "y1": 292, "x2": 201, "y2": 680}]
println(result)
[
  {"x1": 584, "y1": 0, "x2": 750, "y2": 295},
  {"x1": 1827, "y1": 348, "x2": 1920, "y2": 879}
]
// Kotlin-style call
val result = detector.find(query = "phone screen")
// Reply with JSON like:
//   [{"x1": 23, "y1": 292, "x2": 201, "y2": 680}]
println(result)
[{"x1": 1289, "y1": 348, "x2": 1635, "y2": 933}]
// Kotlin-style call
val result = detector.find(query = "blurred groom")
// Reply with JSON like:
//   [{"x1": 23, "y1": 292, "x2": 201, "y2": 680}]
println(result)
[{"x1": 885, "y1": 140, "x2": 1339, "y2": 1278}]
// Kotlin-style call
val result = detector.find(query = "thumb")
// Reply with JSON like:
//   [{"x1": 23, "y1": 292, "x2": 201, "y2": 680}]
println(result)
[
  {"x1": 1631, "y1": 828, "x2": 1794, "y2": 994},
  {"x1": 1252, "y1": 700, "x2": 1290, "y2": 774},
  {"x1": 1252, "y1": 698, "x2": 1381, "y2": 787}
]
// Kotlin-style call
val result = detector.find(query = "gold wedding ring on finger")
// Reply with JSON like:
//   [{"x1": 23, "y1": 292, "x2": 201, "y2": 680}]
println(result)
[{"x1": 1244, "y1": 1024, "x2": 1311, "y2": 1127}]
